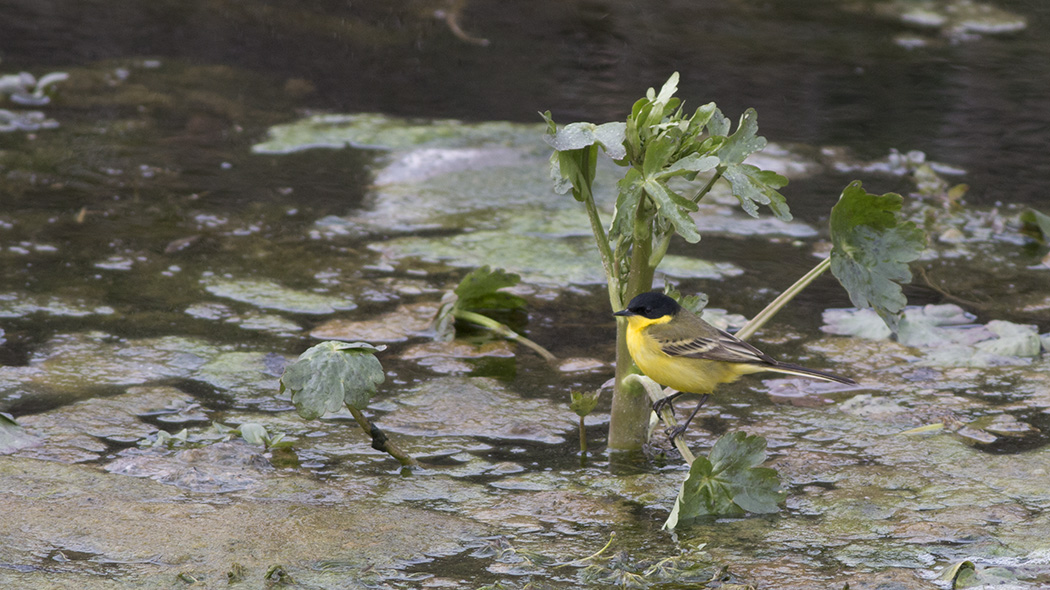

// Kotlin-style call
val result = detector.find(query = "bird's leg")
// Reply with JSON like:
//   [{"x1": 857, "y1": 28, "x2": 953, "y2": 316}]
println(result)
[
  {"x1": 652, "y1": 390, "x2": 684, "y2": 416},
  {"x1": 667, "y1": 393, "x2": 711, "y2": 440}
]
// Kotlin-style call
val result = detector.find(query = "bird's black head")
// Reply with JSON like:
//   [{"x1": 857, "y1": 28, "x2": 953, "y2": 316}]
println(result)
[{"x1": 613, "y1": 291, "x2": 682, "y2": 320}]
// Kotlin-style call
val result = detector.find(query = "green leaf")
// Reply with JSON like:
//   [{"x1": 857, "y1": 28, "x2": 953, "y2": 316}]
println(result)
[
  {"x1": 611, "y1": 168, "x2": 645, "y2": 240},
  {"x1": 688, "y1": 103, "x2": 718, "y2": 133},
  {"x1": 238, "y1": 423, "x2": 268, "y2": 446},
  {"x1": 706, "y1": 108, "x2": 730, "y2": 137},
  {"x1": 432, "y1": 266, "x2": 528, "y2": 341},
  {"x1": 0, "y1": 412, "x2": 37, "y2": 454},
  {"x1": 280, "y1": 341, "x2": 386, "y2": 418},
  {"x1": 1020, "y1": 208, "x2": 1050, "y2": 243},
  {"x1": 570, "y1": 389, "x2": 601, "y2": 418},
  {"x1": 663, "y1": 286, "x2": 708, "y2": 315},
  {"x1": 552, "y1": 145, "x2": 599, "y2": 202},
  {"x1": 718, "y1": 109, "x2": 767, "y2": 165},
  {"x1": 643, "y1": 178, "x2": 701, "y2": 243},
  {"x1": 661, "y1": 154, "x2": 720, "y2": 180},
  {"x1": 830, "y1": 181, "x2": 926, "y2": 332},
  {"x1": 722, "y1": 163, "x2": 791, "y2": 220},
  {"x1": 664, "y1": 431, "x2": 782, "y2": 529},
  {"x1": 642, "y1": 134, "x2": 677, "y2": 179},
  {"x1": 653, "y1": 72, "x2": 680, "y2": 105},
  {"x1": 543, "y1": 119, "x2": 627, "y2": 161},
  {"x1": 454, "y1": 266, "x2": 526, "y2": 311}
]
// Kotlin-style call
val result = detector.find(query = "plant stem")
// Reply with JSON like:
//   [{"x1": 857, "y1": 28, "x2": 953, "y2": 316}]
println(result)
[
  {"x1": 736, "y1": 256, "x2": 832, "y2": 341},
  {"x1": 455, "y1": 310, "x2": 556, "y2": 362},
  {"x1": 346, "y1": 405, "x2": 418, "y2": 467},
  {"x1": 572, "y1": 146, "x2": 623, "y2": 311},
  {"x1": 691, "y1": 166, "x2": 724, "y2": 204},
  {"x1": 624, "y1": 374, "x2": 696, "y2": 465},
  {"x1": 579, "y1": 415, "x2": 587, "y2": 455},
  {"x1": 608, "y1": 194, "x2": 658, "y2": 452}
]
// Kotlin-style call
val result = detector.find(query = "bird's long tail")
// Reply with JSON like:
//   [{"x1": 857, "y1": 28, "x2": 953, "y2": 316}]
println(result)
[{"x1": 765, "y1": 361, "x2": 856, "y2": 385}]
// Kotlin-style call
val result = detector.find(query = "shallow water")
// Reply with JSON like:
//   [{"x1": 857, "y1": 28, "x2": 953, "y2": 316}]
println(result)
[{"x1": 2, "y1": 1, "x2": 1050, "y2": 588}]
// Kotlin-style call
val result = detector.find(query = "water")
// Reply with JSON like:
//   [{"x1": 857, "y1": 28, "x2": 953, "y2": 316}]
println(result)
[{"x1": 2, "y1": 1, "x2": 1050, "y2": 588}]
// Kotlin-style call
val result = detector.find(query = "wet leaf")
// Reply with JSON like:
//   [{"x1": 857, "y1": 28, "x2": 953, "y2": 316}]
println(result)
[
  {"x1": 722, "y1": 163, "x2": 791, "y2": 221},
  {"x1": 642, "y1": 177, "x2": 701, "y2": 243},
  {"x1": 830, "y1": 181, "x2": 926, "y2": 332},
  {"x1": 279, "y1": 341, "x2": 386, "y2": 419},
  {"x1": 541, "y1": 117, "x2": 627, "y2": 162},
  {"x1": 0, "y1": 412, "x2": 38, "y2": 454},
  {"x1": 661, "y1": 153, "x2": 720, "y2": 180},
  {"x1": 453, "y1": 266, "x2": 526, "y2": 312},
  {"x1": 238, "y1": 423, "x2": 268, "y2": 446},
  {"x1": 570, "y1": 390, "x2": 601, "y2": 418},
  {"x1": 664, "y1": 431, "x2": 782, "y2": 529},
  {"x1": 433, "y1": 266, "x2": 528, "y2": 341},
  {"x1": 1020, "y1": 208, "x2": 1050, "y2": 243},
  {"x1": 663, "y1": 286, "x2": 708, "y2": 315},
  {"x1": 718, "y1": 109, "x2": 766, "y2": 165}
]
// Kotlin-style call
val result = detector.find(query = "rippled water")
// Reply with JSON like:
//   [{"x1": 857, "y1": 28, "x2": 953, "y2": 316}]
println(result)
[{"x1": 2, "y1": 1, "x2": 1050, "y2": 588}]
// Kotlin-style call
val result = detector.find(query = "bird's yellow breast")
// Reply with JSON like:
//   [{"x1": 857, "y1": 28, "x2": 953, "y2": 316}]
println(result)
[{"x1": 622, "y1": 314, "x2": 749, "y2": 394}]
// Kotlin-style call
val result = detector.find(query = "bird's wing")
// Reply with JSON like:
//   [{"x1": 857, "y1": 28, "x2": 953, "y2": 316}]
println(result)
[{"x1": 651, "y1": 314, "x2": 775, "y2": 366}]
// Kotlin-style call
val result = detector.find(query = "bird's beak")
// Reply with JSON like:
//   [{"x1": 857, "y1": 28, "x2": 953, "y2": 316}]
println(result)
[{"x1": 613, "y1": 309, "x2": 634, "y2": 317}]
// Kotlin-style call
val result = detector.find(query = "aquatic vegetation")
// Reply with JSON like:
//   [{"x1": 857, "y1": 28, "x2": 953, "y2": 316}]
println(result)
[
  {"x1": 280, "y1": 341, "x2": 416, "y2": 466},
  {"x1": 664, "y1": 431, "x2": 782, "y2": 529},
  {"x1": 869, "y1": 0, "x2": 1027, "y2": 45},
  {"x1": 0, "y1": 70, "x2": 67, "y2": 132},
  {"x1": 432, "y1": 266, "x2": 554, "y2": 361},
  {"x1": 545, "y1": 74, "x2": 925, "y2": 456}
]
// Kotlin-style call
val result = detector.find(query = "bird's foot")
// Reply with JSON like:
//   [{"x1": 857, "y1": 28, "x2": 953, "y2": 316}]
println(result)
[
  {"x1": 665, "y1": 423, "x2": 688, "y2": 440},
  {"x1": 651, "y1": 395, "x2": 677, "y2": 416}
]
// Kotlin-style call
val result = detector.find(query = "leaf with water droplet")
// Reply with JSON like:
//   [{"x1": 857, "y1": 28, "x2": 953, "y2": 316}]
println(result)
[
  {"x1": 717, "y1": 109, "x2": 766, "y2": 165},
  {"x1": 722, "y1": 163, "x2": 791, "y2": 221}
]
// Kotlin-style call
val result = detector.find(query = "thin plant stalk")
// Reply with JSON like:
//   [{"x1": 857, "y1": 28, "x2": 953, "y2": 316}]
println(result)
[
  {"x1": 455, "y1": 310, "x2": 556, "y2": 362},
  {"x1": 624, "y1": 374, "x2": 696, "y2": 465},
  {"x1": 735, "y1": 257, "x2": 831, "y2": 342},
  {"x1": 346, "y1": 405, "x2": 418, "y2": 467}
]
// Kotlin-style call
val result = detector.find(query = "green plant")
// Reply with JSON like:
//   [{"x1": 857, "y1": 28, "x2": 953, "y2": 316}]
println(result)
[
  {"x1": 663, "y1": 431, "x2": 782, "y2": 529},
  {"x1": 432, "y1": 265, "x2": 555, "y2": 361},
  {"x1": 544, "y1": 73, "x2": 925, "y2": 455},
  {"x1": 236, "y1": 422, "x2": 293, "y2": 450},
  {"x1": 279, "y1": 341, "x2": 416, "y2": 467}
]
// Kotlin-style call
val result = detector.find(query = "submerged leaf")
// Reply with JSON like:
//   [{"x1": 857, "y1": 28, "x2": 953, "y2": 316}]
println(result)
[
  {"x1": 829, "y1": 181, "x2": 926, "y2": 332},
  {"x1": 0, "y1": 412, "x2": 38, "y2": 454},
  {"x1": 238, "y1": 423, "x2": 268, "y2": 446},
  {"x1": 280, "y1": 341, "x2": 386, "y2": 418},
  {"x1": 664, "y1": 431, "x2": 782, "y2": 529},
  {"x1": 1020, "y1": 208, "x2": 1050, "y2": 243},
  {"x1": 453, "y1": 266, "x2": 526, "y2": 311}
]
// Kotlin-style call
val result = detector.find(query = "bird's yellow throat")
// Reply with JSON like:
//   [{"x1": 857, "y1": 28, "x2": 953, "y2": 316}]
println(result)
[
  {"x1": 621, "y1": 313, "x2": 673, "y2": 357},
  {"x1": 622, "y1": 313, "x2": 673, "y2": 332}
]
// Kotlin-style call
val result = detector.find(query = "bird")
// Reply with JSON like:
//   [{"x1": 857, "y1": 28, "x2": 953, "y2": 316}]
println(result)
[{"x1": 613, "y1": 291, "x2": 856, "y2": 438}]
